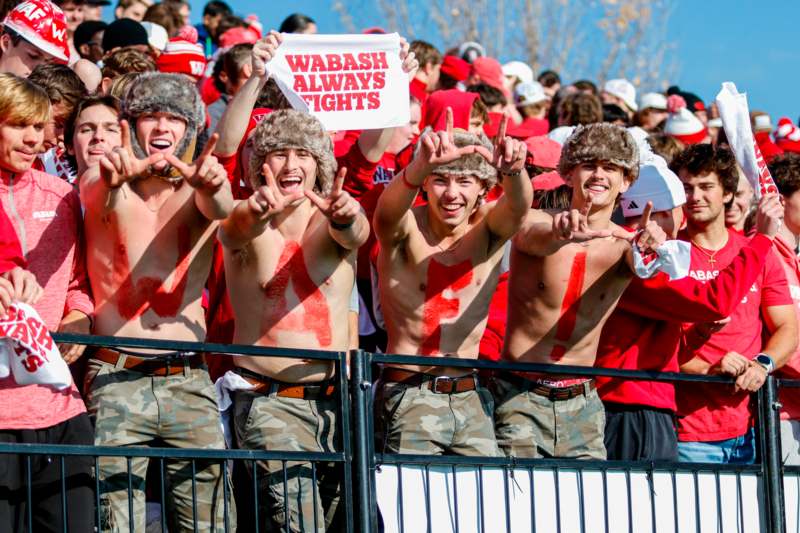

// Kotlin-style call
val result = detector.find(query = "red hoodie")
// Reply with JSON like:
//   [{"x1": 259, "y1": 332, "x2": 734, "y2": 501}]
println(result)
[{"x1": 596, "y1": 234, "x2": 775, "y2": 411}]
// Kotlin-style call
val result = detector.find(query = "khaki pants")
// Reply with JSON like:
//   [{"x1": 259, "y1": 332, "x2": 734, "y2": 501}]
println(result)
[
  {"x1": 380, "y1": 379, "x2": 501, "y2": 457},
  {"x1": 233, "y1": 386, "x2": 341, "y2": 533},
  {"x1": 85, "y1": 358, "x2": 234, "y2": 533},
  {"x1": 494, "y1": 376, "x2": 607, "y2": 459}
]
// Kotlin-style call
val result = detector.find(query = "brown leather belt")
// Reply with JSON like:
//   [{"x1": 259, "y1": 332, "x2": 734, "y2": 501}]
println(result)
[
  {"x1": 499, "y1": 372, "x2": 595, "y2": 401},
  {"x1": 235, "y1": 368, "x2": 336, "y2": 400},
  {"x1": 92, "y1": 347, "x2": 203, "y2": 376},
  {"x1": 381, "y1": 367, "x2": 479, "y2": 394}
]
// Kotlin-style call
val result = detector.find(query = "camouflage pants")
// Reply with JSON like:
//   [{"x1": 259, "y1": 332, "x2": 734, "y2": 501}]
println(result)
[
  {"x1": 233, "y1": 386, "x2": 341, "y2": 533},
  {"x1": 493, "y1": 376, "x2": 607, "y2": 459},
  {"x1": 85, "y1": 357, "x2": 233, "y2": 533},
  {"x1": 380, "y1": 378, "x2": 501, "y2": 456}
]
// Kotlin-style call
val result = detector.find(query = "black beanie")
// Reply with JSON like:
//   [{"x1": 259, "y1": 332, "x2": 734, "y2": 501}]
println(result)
[
  {"x1": 102, "y1": 18, "x2": 148, "y2": 53},
  {"x1": 74, "y1": 20, "x2": 107, "y2": 50}
]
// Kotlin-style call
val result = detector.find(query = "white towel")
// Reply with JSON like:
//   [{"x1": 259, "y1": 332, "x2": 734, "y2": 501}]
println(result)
[
  {"x1": 0, "y1": 302, "x2": 72, "y2": 390},
  {"x1": 632, "y1": 240, "x2": 692, "y2": 280}
]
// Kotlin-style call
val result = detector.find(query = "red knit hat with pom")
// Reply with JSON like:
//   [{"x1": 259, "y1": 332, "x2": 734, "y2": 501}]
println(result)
[
  {"x1": 664, "y1": 94, "x2": 707, "y2": 145},
  {"x1": 157, "y1": 26, "x2": 207, "y2": 80}
]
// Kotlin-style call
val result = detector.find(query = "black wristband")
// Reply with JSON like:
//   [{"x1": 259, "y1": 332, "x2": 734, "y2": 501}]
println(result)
[{"x1": 330, "y1": 218, "x2": 355, "y2": 231}]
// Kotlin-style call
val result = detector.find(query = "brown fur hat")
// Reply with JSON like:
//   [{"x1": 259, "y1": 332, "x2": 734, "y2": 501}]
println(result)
[
  {"x1": 558, "y1": 123, "x2": 640, "y2": 182},
  {"x1": 416, "y1": 128, "x2": 498, "y2": 189},
  {"x1": 248, "y1": 109, "x2": 336, "y2": 194}
]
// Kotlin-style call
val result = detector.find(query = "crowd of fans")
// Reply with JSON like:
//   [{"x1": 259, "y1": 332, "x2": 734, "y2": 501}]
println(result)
[{"x1": 0, "y1": 0, "x2": 799, "y2": 531}]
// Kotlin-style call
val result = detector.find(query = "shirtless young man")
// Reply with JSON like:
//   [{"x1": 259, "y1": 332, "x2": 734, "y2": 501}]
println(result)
[
  {"x1": 79, "y1": 73, "x2": 234, "y2": 532},
  {"x1": 219, "y1": 103, "x2": 367, "y2": 530},
  {"x1": 373, "y1": 115, "x2": 533, "y2": 456},
  {"x1": 498, "y1": 123, "x2": 667, "y2": 460}
]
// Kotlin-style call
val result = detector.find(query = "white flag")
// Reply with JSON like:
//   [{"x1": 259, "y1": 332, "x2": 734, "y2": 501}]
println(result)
[
  {"x1": 715, "y1": 82, "x2": 778, "y2": 199},
  {"x1": 266, "y1": 33, "x2": 410, "y2": 131}
]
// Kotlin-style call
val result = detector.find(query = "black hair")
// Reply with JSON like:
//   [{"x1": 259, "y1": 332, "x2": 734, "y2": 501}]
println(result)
[
  {"x1": 279, "y1": 13, "x2": 316, "y2": 33},
  {"x1": 202, "y1": 0, "x2": 231, "y2": 17}
]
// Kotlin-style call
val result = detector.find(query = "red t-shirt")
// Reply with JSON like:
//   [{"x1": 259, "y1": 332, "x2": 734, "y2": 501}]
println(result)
[
  {"x1": 676, "y1": 229, "x2": 791, "y2": 442},
  {"x1": 772, "y1": 235, "x2": 800, "y2": 420},
  {"x1": 596, "y1": 234, "x2": 774, "y2": 411}
]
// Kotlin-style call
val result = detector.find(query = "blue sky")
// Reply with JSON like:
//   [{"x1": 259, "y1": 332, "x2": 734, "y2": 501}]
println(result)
[{"x1": 167, "y1": 0, "x2": 798, "y2": 123}]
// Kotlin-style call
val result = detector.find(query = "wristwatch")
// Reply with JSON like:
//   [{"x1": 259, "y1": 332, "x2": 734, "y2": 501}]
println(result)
[{"x1": 754, "y1": 353, "x2": 775, "y2": 374}]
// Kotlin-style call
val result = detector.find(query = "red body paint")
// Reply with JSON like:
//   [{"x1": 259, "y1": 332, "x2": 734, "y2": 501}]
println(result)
[
  {"x1": 549, "y1": 251, "x2": 587, "y2": 360},
  {"x1": 114, "y1": 226, "x2": 192, "y2": 319},
  {"x1": 262, "y1": 241, "x2": 332, "y2": 347},
  {"x1": 420, "y1": 258, "x2": 473, "y2": 355}
]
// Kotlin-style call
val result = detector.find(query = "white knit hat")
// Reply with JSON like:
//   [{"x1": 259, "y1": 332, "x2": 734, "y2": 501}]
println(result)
[
  {"x1": 514, "y1": 81, "x2": 548, "y2": 106},
  {"x1": 603, "y1": 78, "x2": 638, "y2": 112},
  {"x1": 502, "y1": 61, "x2": 534, "y2": 84},
  {"x1": 664, "y1": 95, "x2": 707, "y2": 145},
  {"x1": 621, "y1": 162, "x2": 686, "y2": 217},
  {"x1": 639, "y1": 92, "x2": 667, "y2": 111},
  {"x1": 754, "y1": 114, "x2": 773, "y2": 132}
]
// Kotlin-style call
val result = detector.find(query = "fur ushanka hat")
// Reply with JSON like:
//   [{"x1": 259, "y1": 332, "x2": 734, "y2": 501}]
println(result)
[
  {"x1": 121, "y1": 72, "x2": 205, "y2": 162},
  {"x1": 558, "y1": 122, "x2": 640, "y2": 182},
  {"x1": 248, "y1": 109, "x2": 336, "y2": 194},
  {"x1": 415, "y1": 128, "x2": 498, "y2": 189}
]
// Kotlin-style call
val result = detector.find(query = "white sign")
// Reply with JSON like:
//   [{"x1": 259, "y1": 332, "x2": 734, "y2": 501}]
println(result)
[{"x1": 267, "y1": 33, "x2": 410, "y2": 131}]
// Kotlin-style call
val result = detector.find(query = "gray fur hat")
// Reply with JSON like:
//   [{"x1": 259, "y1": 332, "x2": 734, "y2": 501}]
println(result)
[
  {"x1": 558, "y1": 123, "x2": 640, "y2": 181},
  {"x1": 416, "y1": 128, "x2": 498, "y2": 189},
  {"x1": 248, "y1": 109, "x2": 336, "y2": 194},
  {"x1": 121, "y1": 72, "x2": 205, "y2": 161}
]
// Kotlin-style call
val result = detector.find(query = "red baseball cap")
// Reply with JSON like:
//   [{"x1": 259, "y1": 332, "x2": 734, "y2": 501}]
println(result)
[
  {"x1": 4, "y1": 0, "x2": 70, "y2": 63},
  {"x1": 470, "y1": 57, "x2": 506, "y2": 95},
  {"x1": 524, "y1": 135, "x2": 561, "y2": 169}
]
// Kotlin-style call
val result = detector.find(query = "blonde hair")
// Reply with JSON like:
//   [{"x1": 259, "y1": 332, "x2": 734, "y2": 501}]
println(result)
[{"x1": 0, "y1": 73, "x2": 50, "y2": 126}]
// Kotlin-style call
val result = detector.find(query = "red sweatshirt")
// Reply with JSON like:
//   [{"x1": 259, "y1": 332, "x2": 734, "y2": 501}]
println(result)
[
  {"x1": 0, "y1": 168, "x2": 91, "y2": 430},
  {"x1": 676, "y1": 229, "x2": 790, "y2": 442},
  {"x1": 596, "y1": 234, "x2": 775, "y2": 411},
  {"x1": 772, "y1": 234, "x2": 800, "y2": 420}
]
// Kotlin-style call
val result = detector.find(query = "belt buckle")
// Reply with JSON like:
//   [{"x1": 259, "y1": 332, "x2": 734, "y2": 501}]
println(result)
[{"x1": 432, "y1": 376, "x2": 452, "y2": 394}]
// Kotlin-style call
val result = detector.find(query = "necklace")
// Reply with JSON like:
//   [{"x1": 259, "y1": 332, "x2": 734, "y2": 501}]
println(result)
[{"x1": 691, "y1": 241, "x2": 722, "y2": 266}]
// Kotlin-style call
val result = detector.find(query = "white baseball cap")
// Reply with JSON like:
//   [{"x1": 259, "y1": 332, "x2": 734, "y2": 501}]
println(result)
[
  {"x1": 603, "y1": 78, "x2": 638, "y2": 112},
  {"x1": 140, "y1": 22, "x2": 168, "y2": 51},
  {"x1": 621, "y1": 162, "x2": 686, "y2": 217},
  {"x1": 514, "y1": 81, "x2": 549, "y2": 106},
  {"x1": 502, "y1": 61, "x2": 534, "y2": 84},
  {"x1": 639, "y1": 92, "x2": 667, "y2": 111}
]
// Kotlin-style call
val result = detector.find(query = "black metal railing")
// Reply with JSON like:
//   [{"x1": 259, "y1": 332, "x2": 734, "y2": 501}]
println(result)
[{"x1": 0, "y1": 334, "x2": 796, "y2": 532}]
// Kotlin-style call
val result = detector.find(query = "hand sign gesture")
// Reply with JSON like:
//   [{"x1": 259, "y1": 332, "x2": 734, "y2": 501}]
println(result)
[
  {"x1": 305, "y1": 167, "x2": 361, "y2": 227},
  {"x1": 164, "y1": 133, "x2": 227, "y2": 193},
  {"x1": 488, "y1": 116, "x2": 527, "y2": 175},
  {"x1": 417, "y1": 107, "x2": 493, "y2": 171},
  {"x1": 252, "y1": 31, "x2": 283, "y2": 79},
  {"x1": 611, "y1": 202, "x2": 667, "y2": 255},
  {"x1": 246, "y1": 162, "x2": 305, "y2": 220},
  {"x1": 99, "y1": 120, "x2": 165, "y2": 188},
  {"x1": 552, "y1": 197, "x2": 613, "y2": 242}
]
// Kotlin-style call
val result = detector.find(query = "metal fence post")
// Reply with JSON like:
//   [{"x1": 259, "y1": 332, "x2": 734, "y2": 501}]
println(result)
[
  {"x1": 351, "y1": 349, "x2": 376, "y2": 532},
  {"x1": 759, "y1": 375, "x2": 785, "y2": 533}
]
